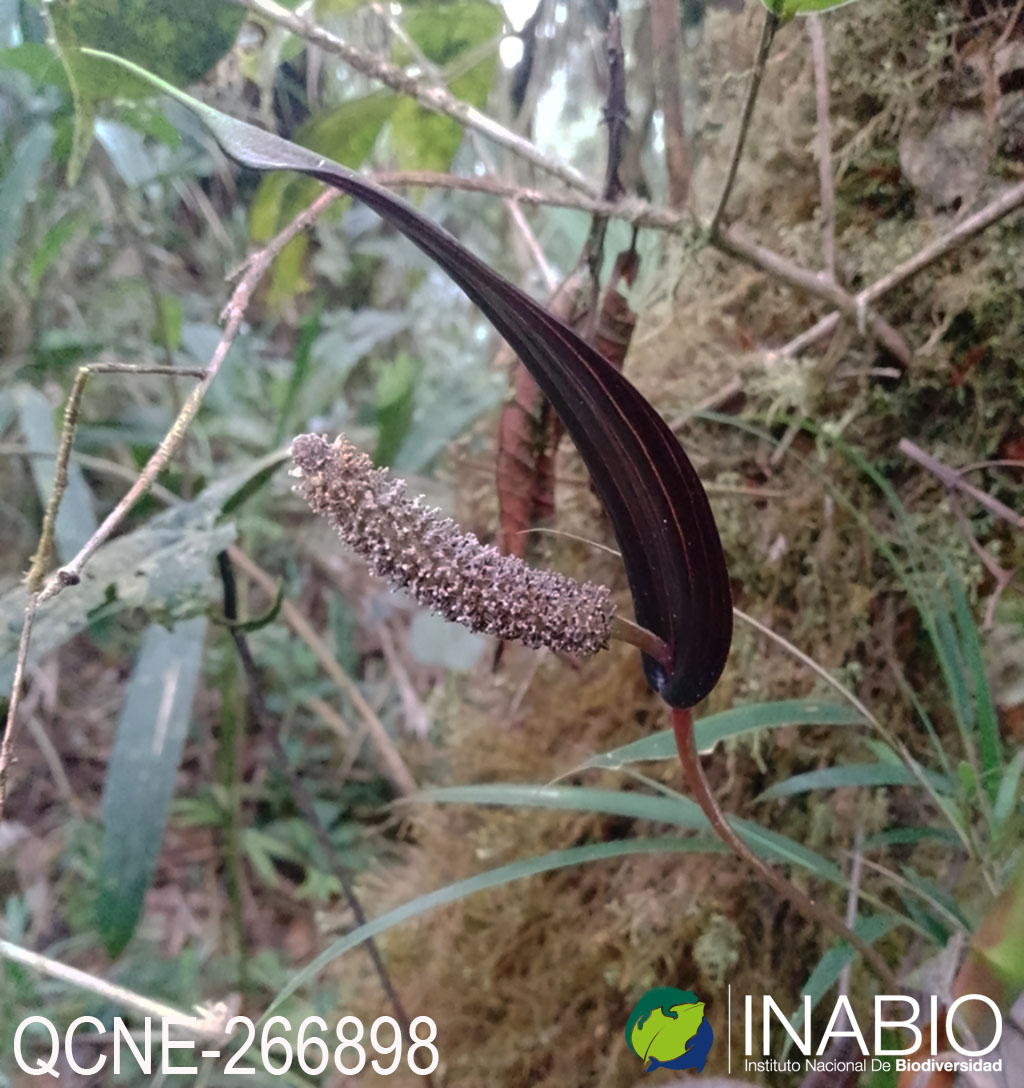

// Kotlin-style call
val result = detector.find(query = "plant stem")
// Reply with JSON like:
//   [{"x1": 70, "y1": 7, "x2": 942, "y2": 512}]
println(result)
[
  {"x1": 670, "y1": 705, "x2": 899, "y2": 989},
  {"x1": 610, "y1": 616, "x2": 670, "y2": 664},
  {"x1": 709, "y1": 4, "x2": 781, "y2": 237}
]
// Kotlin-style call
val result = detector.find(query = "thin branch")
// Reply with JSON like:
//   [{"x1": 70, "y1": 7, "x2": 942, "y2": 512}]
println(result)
[
  {"x1": 837, "y1": 824, "x2": 865, "y2": 999},
  {"x1": 37, "y1": 188, "x2": 342, "y2": 604},
  {"x1": 649, "y1": 0, "x2": 690, "y2": 207},
  {"x1": 807, "y1": 14, "x2": 836, "y2": 280},
  {"x1": 774, "y1": 178, "x2": 1024, "y2": 359},
  {"x1": 235, "y1": 0, "x2": 599, "y2": 199},
  {"x1": 0, "y1": 938, "x2": 232, "y2": 1035},
  {"x1": 371, "y1": 168, "x2": 916, "y2": 363},
  {"x1": 0, "y1": 602, "x2": 37, "y2": 818},
  {"x1": 717, "y1": 225, "x2": 913, "y2": 365},
  {"x1": 601, "y1": 6, "x2": 629, "y2": 204},
  {"x1": 24, "y1": 363, "x2": 206, "y2": 590},
  {"x1": 369, "y1": 169, "x2": 686, "y2": 229},
  {"x1": 709, "y1": 3, "x2": 781, "y2": 236},
  {"x1": 898, "y1": 438, "x2": 1023, "y2": 532},
  {"x1": 1, "y1": 188, "x2": 342, "y2": 819},
  {"x1": 580, "y1": 6, "x2": 631, "y2": 327}
]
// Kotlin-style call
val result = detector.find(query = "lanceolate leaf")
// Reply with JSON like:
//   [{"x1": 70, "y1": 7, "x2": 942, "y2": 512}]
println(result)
[{"x1": 84, "y1": 49, "x2": 733, "y2": 708}]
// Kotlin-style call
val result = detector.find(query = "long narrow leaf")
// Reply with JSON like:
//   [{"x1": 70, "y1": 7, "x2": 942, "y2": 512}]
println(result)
[
  {"x1": 781, "y1": 916, "x2": 898, "y2": 1059},
  {"x1": 263, "y1": 836, "x2": 724, "y2": 1017},
  {"x1": 758, "y1": 762, "x2": 952, "y2": 801},
  {"x1": 83, "y1": 48, "x2": 732, "y2": 709},
  {"x1": 582, "y1": 699, "x2": 865, "y2": 768},
  {"x1": 418, "y1": 783, "x2": 843, "y2": 881},
  {"x1": 948, "y1": 562, "x2": 1002, "y2": 799},
  {"x1": 95, "y1": 616, "x2": 207, "y2": 955}
]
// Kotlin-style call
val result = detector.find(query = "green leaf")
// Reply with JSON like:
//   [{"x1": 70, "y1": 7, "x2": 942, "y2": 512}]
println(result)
[
  {"x1": 154, "y1": 293, "x2": 182, "y2": 353},
  {"x1": 263, "y1": 836, "x2": 724, "y2": 1017},
  {"x1": 758, "y1": 762, "x2": 953, "y2": 801},
  {"x1": 95, "y1": 616, "x2": 208, "y2": 955},
  {"x1": 582, "y1": 699, "x2": 866, "y2": 769},
  {"x1": 389, "y1": 1, "x2": 501, "y2": 171},
  {"x1": 248, "y1": 93, "x2": 396, "y2": 308},
  {"x1": 249, "y1": 94, "x2": 396, "y2": 239},
  {"x1": 30, "y1": 211, "x2": 91, "y2": 287},
  {"x1": 49, "y1": 0, "x2": 245, "y2": 181},
  {"x1": 418, "y1": 784, "x2": 844, "y2": 881},
  {"x1": 374, "y1": 352, "x2": 418, "y2": 467},
  {"x1": 760, "y1": 0, "x2": 867, "y2": 14},
  {"x1": 992, "y1": 749, "x2": 1024, "y2": 831},
  {"x1": 13, "y1": 383, "x2": 98, "y2": 563},
  {"x1": 0, "y1": 123, "x2": 54, "y2": 274},
  {"x1": 781, "y1": 916, "x2": 898, "y2": 1058},
  {"x1": 861, "y1": 826, "x2": 962, "y2": 851},
  {"x1": 0, "y1": 43, "x2": 71, "y2": 94},
  {"x1": 948, "y1": 563, "x2": 1001, "y2": 800}
]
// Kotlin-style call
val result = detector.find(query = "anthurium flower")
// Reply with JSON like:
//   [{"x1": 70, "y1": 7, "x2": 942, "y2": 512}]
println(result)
[{"x1": 85, "y1": 50, "x2": 733, "y2": 708}]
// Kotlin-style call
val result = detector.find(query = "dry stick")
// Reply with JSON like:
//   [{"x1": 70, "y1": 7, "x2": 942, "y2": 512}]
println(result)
[
  {"x1": 898, "y1": 438, "x2": 1024, "y2": 532},
  {"x1": 671, "y1": 705, "x2": 899, "y2": 989},
  {"x1": 709, "y1": 2, "x2": 781, "y2": 237},
  {"x1": 717, "y1": 226, "x2": 913, "y2": 366},
  {"x1": 579, "y1": 6, "x2": 630, "y2": 329},
  {"x1": 217, "y1": 555, "x2": 431, "y2": 1088},
  {"x1": 0, "y1": 938, "x2": 232, "y2": 1035},
  {"x1": 24, "y1": 363, "x2": 207, "y2": 591},
  {"x1": 0, "y1": 188, "x2": 342, "y2": 820},
  {"x1": 236, "y1": 0, "x2": 599, "y2": 199},
  {"x1": 807, "y1": 14, "x2": 836, "y2": 281},
  {"x1": 369, "y1": 167, "x2": 915, "y2": 363},
  {"x1": 649, "y1": 0, "x2": 691, "y2": 207},
  {"x1": 39, "y1": 187, "x2": 341, "y2": 603},
  {"x1": 775, "y1": 178, "x2": 1024, "y2": 359},
  {"x1": 238, "y1": 1, "x2": 1020, "y2": 368},
  {"x1": 227, "y1": 545, "x2": 418, "y2": 796},
  {"x1": 369, "y1": 170, "x2": 687, "y2": 229}
]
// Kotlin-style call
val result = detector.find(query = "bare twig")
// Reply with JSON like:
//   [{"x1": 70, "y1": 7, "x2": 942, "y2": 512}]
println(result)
[
  {"x1": 717, "y1": 225, "x2": 913, "y2": 365},
  {"x1": 775, "y1": 178, "x2": 1024, "y2": 359},
  {"x1": 837, "y1": 825, "x2": 865, "y2": 998},
  {"x1": 807, "y1": 14, "x2": 835, "y2": 280},
  {"x1": 649, "y1": 0, "x2": 690, "y2": 207},
  {"x1": 601, "y1": 5, "x2": 629, "y2": 204},
  {"x1": 0, "y1": 938, "x2": 233, "y2": 1034},
  {"x1": 0, "y1": 603, "x2": 37, "y2": 817},
  {"x1": 369, "y1": 169, "x2": 686, "y2": 230},
  {"x1": 579, "y1": 5, "x2": 631, "y2": 326},
  {"x1": 37, "y1": 188, "x2": 341, "y2": 604},
  {"x1": 709, "y1": 3, "x2": 782, "y2": 236},
  {"x1": 24, "y1": 363, "x2": 205, "y2": 590},
  {"x1": 376, "y1": 623, "x2": 430, "y2": 738},
  {"x1": 235, "y1": 0, "x2": 599, "y2": 199},
  {"x1": 898, "y1": 438, "x2": 1024, "y2": 532},
  {"x1": 1, "y1": 188, "x2": 342, "y2": 818}
]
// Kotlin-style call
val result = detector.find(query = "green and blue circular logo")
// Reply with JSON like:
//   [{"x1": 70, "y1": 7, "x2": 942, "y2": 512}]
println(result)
[{"x1": 625, "y1": 987, "x2": 714, "y2": 1073}]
